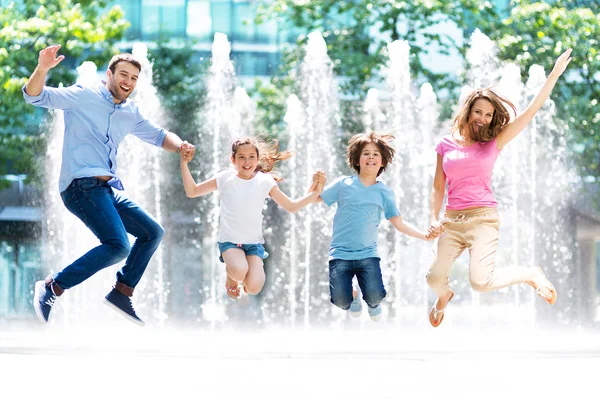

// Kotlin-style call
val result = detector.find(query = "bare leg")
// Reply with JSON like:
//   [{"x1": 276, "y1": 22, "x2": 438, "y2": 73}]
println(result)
[
  {"x1": 222, "y1": 248, "x2": 249, "y2": 299},
  {"x1": 243, "y1": 256, "x2": 265, "y2": 295}
]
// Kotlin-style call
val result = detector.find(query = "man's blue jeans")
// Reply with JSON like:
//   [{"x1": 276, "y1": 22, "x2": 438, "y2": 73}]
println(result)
[
  {"x1": 328, "y1": 257, "x2": 386, "y2": 310},
  {"x1": 54, "y1": 178, "x2": 164, "y2": 290}
]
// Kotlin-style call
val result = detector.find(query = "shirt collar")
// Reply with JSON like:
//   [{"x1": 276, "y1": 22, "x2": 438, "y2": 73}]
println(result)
[{"x1": 99, "y1": 81, "x2": 128, "y2": 106}]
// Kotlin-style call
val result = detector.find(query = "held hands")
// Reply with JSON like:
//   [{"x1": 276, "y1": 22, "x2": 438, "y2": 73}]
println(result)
[
  {"x1": 38, "y1": 45, "x2": 65, "y2": 71},
  {"x1": 179, "y1": 141, "x2": 196, "y2": 163},
  {"x1": 426, "y1": 220, "x2": 445, "y2": 240},
  {"x1": 308, "y1": 169, "x2": 326, "y2": 197},
  {"x1": 551, "y1": 48, "x2": 572, "y2": 77}
]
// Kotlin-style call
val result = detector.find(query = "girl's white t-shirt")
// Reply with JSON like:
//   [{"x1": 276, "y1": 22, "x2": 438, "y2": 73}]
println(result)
[{"x1": 215, "y1": 169, "x2": 277, "y2": 244}]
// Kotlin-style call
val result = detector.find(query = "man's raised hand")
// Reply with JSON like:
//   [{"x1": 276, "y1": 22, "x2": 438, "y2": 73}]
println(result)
[{"x1": 38, "y1": 45, "x2": 65, "y2": 71}]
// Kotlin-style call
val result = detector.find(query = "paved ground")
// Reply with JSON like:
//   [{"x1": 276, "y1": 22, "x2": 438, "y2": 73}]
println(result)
[{"x1": 1, "y1": 324, "x2": 598, "y2": 400}]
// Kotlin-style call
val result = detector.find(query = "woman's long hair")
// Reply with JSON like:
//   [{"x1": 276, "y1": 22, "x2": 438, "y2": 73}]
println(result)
[
  {"x1": 231, "y1": 137, "x2": 293, "y2": 182},
  {"x1": 452, "y1": 87, "x2": 518, "y2": 143}
]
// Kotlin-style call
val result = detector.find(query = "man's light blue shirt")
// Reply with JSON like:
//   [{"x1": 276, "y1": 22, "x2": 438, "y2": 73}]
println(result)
[
  {"x1": 321, "y1": 175, "x2": 401, "y2": 260},
  {"x1": 23, "y1": 83, "x2": 167, "y2": 192}
]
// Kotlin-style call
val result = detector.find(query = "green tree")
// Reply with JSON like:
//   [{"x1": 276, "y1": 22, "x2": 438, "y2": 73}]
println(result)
[
  {"x1": 256, "y1": 0, "x2": 599, "y2": 184},
  {"x1": 0, "y1": 0, "x2": 128, "y2": 188},
  {"x1": 150, "y1": 43, "x2": 206, "y2": 208},
  {"x1": 257, "y1": 0, "x2": 497, "y2": 94},
  {"x1": 148, "y1": 43, "x2": 208, "y2": 316},
  {"x1": 253, "y1": 0, "x2": 498, "y2": 138},
  {"x1": 482, "y1": 0, "x2": 600, "y2": 180}
]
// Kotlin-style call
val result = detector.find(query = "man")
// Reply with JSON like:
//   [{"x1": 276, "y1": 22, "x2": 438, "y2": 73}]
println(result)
[{"x1": 24, "y1": 44, "x2": 195, "y2": 326}]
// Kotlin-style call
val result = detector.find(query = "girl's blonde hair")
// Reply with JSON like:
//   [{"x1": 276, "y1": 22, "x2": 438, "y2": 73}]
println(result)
[
  {"x1": 231, "y1": 137, "x2": 293, "y2": 182},
  {"x1": 346, "y1": 132, "x2": 395, "y2": 177},
  {"x1": 453, "y1": 87, "x2": 517, "y2": 143}
]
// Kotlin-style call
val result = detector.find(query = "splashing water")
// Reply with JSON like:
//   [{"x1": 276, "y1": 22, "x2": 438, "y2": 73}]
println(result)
[
  {"x1": 363, "y1": 88, "x2": 386, "y2": 132},
  {"x1": 117, "y1": 42, "x2": 168, "y2": 324},
  {"x1": 267, "y1": 31, "x2": 342, "y2": 328},
  {"x1": 466, "y1": 29, "x2": 500, "y2": 89}
]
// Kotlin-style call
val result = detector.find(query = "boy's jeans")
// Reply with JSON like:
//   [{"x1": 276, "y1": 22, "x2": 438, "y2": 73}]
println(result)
[
  {"x1": 54, "y1": 177, "x2": 164, "y2": 290},
  {"x1": 328, "y1": 257, "x2": 386, "y2": 310}
]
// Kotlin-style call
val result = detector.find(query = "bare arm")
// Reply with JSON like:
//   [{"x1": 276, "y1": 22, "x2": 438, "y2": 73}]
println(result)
[
  {"x1": 162, "y1": 132, "x2": 186, "y2": 153},
  {"x1": 430, "y1": 154, "x2": 446, "y2": 225},
  {"x1": 389, "y1": 215, "x2": 430, "y2": 241},
  {"x1": 496, "y1": 49, "x2": 572, "y2": 149},
  {"x1": 24, "y1": 44, "x2": 65, "y2": 96},
  {"x1": 269, "y1": 184, "x2": 321, "y2": 213},
  {"x1": 427, "y1": 154, "x2": 446, "y2": 238},
  {"x1": 180, "y1": 159, "x2": 217, "y2": 198}
]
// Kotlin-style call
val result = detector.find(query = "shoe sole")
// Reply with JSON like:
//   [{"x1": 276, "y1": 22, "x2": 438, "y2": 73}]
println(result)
[
  {"x1": 349, "y1": 310, "x2": 362, "y2": 318},
  {"x1": 368, "y1": 308, "x2": 382, "y2": 322},
  {"x1": 33, "y1": 281, "x2": 49, "y2": 324},
  {"x1": 103, "y1": 299, "x2": 145, "y2": 326}
]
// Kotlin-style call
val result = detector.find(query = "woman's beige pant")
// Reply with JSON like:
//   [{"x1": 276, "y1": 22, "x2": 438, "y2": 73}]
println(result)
[{"x1": 426, "y1": 207, "x2": 532, "y2": 297}]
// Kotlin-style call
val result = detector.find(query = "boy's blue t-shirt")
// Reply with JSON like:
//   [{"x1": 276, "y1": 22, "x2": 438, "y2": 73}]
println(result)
[{"x1": 320, "y1": 175, "x2": 401, "y2": 260}]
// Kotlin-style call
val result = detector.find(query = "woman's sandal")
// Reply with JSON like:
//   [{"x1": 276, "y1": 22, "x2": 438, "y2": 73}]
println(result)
[
  {"x1": 534, "y1": 266, "x2": 557, "y2": 305},
  {"x1": 429, "y1": 290, "x2": 455, "y2": 328}
]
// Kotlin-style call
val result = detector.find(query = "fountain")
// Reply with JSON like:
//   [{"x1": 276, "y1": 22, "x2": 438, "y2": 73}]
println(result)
[
  {"x1": 373, "y1": 40, "x2": 433, "y2": 324},
  {"x1": 117, "y1": 42, "x2": 168, "y2": 324},
  {"x1": 267, "y1": 31, "x2": 342, "y2": 328},
  {"x1": 38, "y1": 27, "x2": 578, "y2": 329},
  {"x1": 192, "y1": 32, "x2": 267, "y2": 325},
  {"x1": 363, "y1": 88, "x2": 386, "y2": 132}
]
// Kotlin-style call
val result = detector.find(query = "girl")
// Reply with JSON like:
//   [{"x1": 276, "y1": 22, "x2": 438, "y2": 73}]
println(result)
[
  {"x1": 317, "y1": 132, "x2": 437, "y2": 321},
  {"x1": 180, "y1": 137, "x2": 325, "y2": 299},
  {"x1": 426, "y1": 49, "x2": 572, "y2": 327}
]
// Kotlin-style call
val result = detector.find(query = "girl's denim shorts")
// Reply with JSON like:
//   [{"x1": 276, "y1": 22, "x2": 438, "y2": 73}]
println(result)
[{"x1": 217, "y1": 242, "x2": 269, "y2": 263}]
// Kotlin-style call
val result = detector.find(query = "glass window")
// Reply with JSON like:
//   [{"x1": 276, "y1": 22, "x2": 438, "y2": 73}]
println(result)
[
  {"x1": 18, "y1": 242, "x2": 41, "y2": 314},
  {"x1": 0, "y1": 241, "x2": 13, "y2": 315},
  {"x1": 596, "y1": 241, "x2": 600, "y2": 294},
  {"x1": 255, "y1": 17, "x2": 278, "y2": 45},
  {"x1": 0, "y1": 240, "x2": 42, "y2": 317},
  {"x1": 233, "y1": 52, "x2": 278, "y2": 76},
  {"x1": 211, "y1": 0, "x2": 232, "y2": 37},
  {"x1": 232, "y1": 1, "x2": 252, "y2": 42},
  {"x1": 118, "y1": 0, "x2": 142, "y2": 40},
  {"x1": 141, "y1": 0, "x2": 161, "y2": 39},
  {"x1": 141, "y1": 0, "x2": 186, "y2": 40},
  {"x1": 187, "y1": 0, "x2": 212, "y2": 40}
]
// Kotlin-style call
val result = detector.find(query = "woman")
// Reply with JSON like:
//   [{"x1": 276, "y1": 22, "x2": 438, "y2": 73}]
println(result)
[{"x1": 426, "y1": 49, "x2": 572, "y2": 327}]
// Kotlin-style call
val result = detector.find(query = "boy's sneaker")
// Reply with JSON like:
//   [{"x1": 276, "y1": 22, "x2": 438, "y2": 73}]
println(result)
[
  {"x1": 33, "y1": 279, "x2": 59, "y2": 323},
  {"x1": 104, "y1": 287, "x2": 145, "y2": 326},
  {"x1": 349, "y1": 291, "x2": 362, "y2": 318},
  {"x1": 368, "y1": 304, "x2": 382, "y2": 322}
]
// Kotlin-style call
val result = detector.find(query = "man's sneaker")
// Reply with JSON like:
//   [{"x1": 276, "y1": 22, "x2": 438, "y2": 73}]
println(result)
[
  {"x1": 368, "y1": 304, "x2": 382, "y2": 322},
  {"x1": 349, "y1": 293, "x2": 363, "y2": 318},
  {"x1": 104, "y1": 288, "x2": 145, "y2": 326},
  {"x1": 33, "y1": 280, "x2": 57, "y2": 323}
]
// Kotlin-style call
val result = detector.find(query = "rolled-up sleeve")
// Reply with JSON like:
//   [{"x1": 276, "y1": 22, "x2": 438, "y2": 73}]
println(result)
[
  {"x1": 22, "y1": 84, "x2": 85, "y2": 110},
  {"x1": 130, "y1": 117, "x2": 167, "y2": 148}
]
